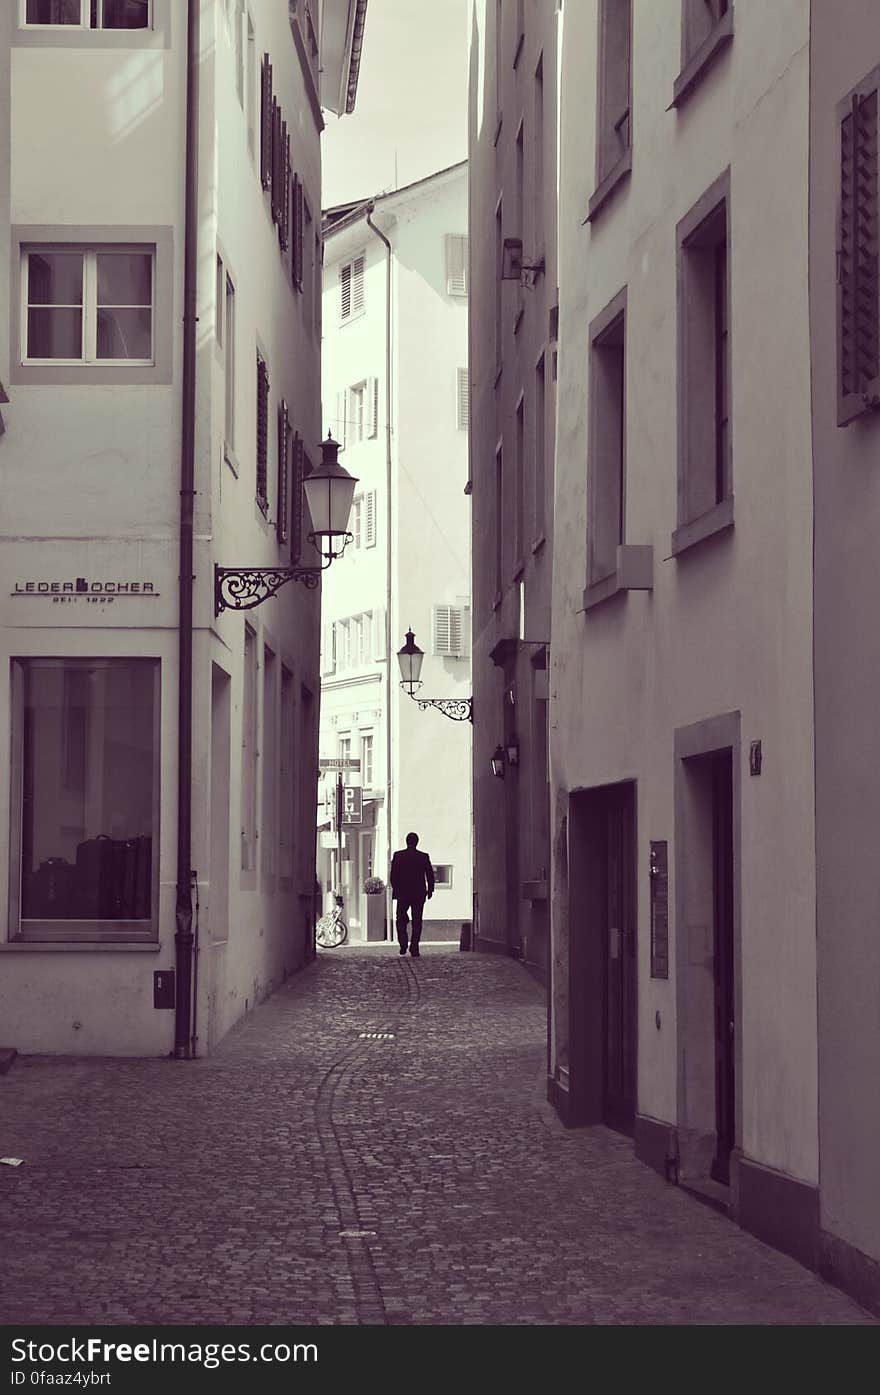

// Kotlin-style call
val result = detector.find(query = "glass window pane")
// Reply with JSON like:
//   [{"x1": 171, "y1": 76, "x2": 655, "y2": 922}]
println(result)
[
  {"x1": 26, "y1": 0, "x2": 82, "y2": 23},
  {"x1": 96, "y1": 252, "x2": 152, "y2": 307},
  {"x1": 20, "y1": 660, "x2": 156, "y2": 924},
  {"x1": 96, "y1": 307, "x2": 152, "y2": 360},
  {"x1": 100, "y1": 0, "x2": 150, "y2": 26},
  {"x1": 27, "y1": 307, "x2": 83, "y2": 359},
  {"x1": 27, "y1": 252, "x2": 83, "y2": 307}
]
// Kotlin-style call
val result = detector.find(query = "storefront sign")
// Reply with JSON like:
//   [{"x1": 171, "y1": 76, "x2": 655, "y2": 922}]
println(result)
[{"x1": 10, "y1": 578, "x2": 160, "y2": 605}]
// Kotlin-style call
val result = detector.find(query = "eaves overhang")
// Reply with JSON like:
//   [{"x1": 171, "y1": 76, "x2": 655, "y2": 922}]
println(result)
[{"x1": 320, "y1": 0, "x2": 369, "y2": 116}]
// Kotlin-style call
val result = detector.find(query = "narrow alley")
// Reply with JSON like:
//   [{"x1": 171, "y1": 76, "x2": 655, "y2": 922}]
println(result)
[{"x1": 0, "y1": 948, "x2": 872, "y2": 1327}]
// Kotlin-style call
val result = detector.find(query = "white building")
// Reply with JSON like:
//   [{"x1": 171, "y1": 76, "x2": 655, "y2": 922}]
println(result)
[
  {"x1": 319, "y1": 163, "x2": 472, "y2": 943},
  {"x1": 0, "y1": 0, "x2": 364, "y2": 1055}
]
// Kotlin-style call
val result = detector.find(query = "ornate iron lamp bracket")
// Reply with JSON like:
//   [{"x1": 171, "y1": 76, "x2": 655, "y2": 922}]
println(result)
[
  {"x1": 412, "y1": 694, "x2": 474, "y2": 723},
  {"x1": 214, "y1": 564, "x2": 324, "y2": 615}
]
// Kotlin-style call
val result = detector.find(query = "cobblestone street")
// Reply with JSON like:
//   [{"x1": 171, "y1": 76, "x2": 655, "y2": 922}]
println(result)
[{"x1": 0, "y1": 947, "x2": 873, "y2": 1326}]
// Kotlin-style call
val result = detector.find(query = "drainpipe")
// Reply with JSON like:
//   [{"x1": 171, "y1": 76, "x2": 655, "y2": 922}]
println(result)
[
  {"x1": 365, "y1": 207, "x2": 393, "y2": 938},
  {"x1": 174, "y1": 0, "x2": 199, "y2": 1059}
]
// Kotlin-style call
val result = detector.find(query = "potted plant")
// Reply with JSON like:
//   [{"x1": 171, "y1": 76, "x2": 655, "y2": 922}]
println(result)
[{"x1": 363, "y1": 875, "x2": 385, "y2": 895}]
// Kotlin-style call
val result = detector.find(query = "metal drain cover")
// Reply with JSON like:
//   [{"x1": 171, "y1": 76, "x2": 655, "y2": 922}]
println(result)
[{"x1": 358, "y1": 1032, "x2": 395, "y2": 1039}]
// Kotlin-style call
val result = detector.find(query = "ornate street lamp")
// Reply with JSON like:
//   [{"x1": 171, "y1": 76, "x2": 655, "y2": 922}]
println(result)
[
  {"x1": 396, "y1": 628, "x2": 473, "y2": 723},
  {"x1": 214, "y1": 433, "x2": 357, "y2": 614}
]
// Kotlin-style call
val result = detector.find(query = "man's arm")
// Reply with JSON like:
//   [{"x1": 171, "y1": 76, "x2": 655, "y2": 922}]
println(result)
[
  {"x1": 425, "y1": 853, "x2": 435, "y2": 898},
  {"x1": 389, "y1": 851, "x2": 399, "y2": 898}
]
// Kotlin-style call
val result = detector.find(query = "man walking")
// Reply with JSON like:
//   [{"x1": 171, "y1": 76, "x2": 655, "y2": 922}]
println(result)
[{"x1": 389, "y1": 832, "x2": 434, "y2": 956}]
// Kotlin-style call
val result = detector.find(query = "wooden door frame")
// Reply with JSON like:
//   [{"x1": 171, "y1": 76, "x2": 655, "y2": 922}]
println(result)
[
  {"x1": 567, "y1": 780, "x2": 638, "y2": 1128},
  {"x1": 674, "y1": 711, "x2": 743, "y2": 1177}
]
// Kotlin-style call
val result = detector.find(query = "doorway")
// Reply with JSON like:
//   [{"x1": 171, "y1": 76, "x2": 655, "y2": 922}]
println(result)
[
  {"x1": 209, "y1": 665, "x2": 231, "y2": 946},
  {"x1": 567, "y1": 781, "x2": 637, "y2": 1132},
  {"x1": 675, "y1": 714, "x2": 740, "y2": 1190}
]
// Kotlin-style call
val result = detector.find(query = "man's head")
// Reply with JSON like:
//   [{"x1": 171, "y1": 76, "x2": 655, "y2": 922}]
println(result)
[{"x1": 405, "y1": 832, "x2": 419, "y2": 848}]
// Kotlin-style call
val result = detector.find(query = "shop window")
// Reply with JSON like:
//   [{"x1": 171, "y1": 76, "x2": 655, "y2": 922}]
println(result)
[{"x1": 11, "y1": 658, "x2": 159, "y2": 942}]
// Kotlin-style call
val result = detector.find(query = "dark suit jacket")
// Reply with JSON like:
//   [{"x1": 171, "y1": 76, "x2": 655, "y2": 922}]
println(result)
[{"x1": 390, "y1": 847, "x2": 434, "y2": 902}]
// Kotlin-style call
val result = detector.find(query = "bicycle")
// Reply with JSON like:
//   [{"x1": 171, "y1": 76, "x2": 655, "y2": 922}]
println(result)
[{"x1": 315, "y1": 894, "x2": 348, "y2": 948}]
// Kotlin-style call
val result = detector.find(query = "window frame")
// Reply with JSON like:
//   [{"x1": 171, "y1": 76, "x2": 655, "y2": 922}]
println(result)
[
  {"x1": 587, "y1": 0, "x2": 633, "y2": 223},
  {"x1": 21, "y1": 244, "x2": 155, "y2": 369},
  {"x1": 586, "y1": 287, "x2": 627, "y2": 588},
  {"x1": 433, "y1": 864, "x2": 453, "y2": 889},
  {"x1": 339, "y1": 252, "x2": 366, "y2": 324},
  {"x1": 672, "y1": 168, "x2": 734, "y2": 557},
  {"x1": 11, "y1": 225, "x2": 172, "y2": 386},
  {"x1": 837, "y1": 66, "x2": 880, "y2": 426},
  {"x1": 9, "y1": 656, "x2": 161, "y2": 945},
  {"x1": 16, "y1": 0, "x2": 170, "y2": 46},
  {"x1": 446, "y1": 234, "x2": 469, "y2": 298},
  {"x1": 672, "y1": 0, "x2": 734, "y2": 110}
]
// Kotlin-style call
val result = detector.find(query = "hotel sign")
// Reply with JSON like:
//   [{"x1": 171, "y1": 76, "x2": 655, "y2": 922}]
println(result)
[{"x1": 10, "y1": 578, "x2": 160, "y2": 605}]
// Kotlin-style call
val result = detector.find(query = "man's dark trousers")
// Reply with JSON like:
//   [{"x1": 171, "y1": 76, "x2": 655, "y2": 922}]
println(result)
[{"x1": 396, "y1": 897, "x2": 426, "y2": 953}]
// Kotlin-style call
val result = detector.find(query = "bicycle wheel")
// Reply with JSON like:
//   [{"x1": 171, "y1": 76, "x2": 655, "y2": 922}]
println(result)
[{"x1": 316, "y1": 913, "x2": 347, "y2": 948}]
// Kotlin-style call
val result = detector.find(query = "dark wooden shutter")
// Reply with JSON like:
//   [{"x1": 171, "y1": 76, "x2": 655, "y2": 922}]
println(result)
[
  {"x1": 293, "y1": 176, "x2": 304, "y2": 290},
  {"x1": 276, "y1": 400, "x2": 290, "y2": 544},
  {"x1": 280, "y1": 130, "x2": 291, "y2": 251},
  {"x1": 271, "y1": 100, "x2": 282, "y2": 225},
  {"x1": 260, "y1": 54, "x2": 273, "y2": 192},
  {"x1": 291, "y1": 432, "x2": 305, "y2": 563},
  {"x1": 838, "y1": 79, "x2": 880, "y2": 426},
  {"x1": 256, "y1": 354, "x2": 269, "y2": 510}
]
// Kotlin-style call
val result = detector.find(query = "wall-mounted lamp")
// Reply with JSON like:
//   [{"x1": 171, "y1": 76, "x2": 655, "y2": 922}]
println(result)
[
  {"x1": 491, "y1": 745, "x2": 506, "y2": 778},
  {"x1": 397, "y1": 629, "x2": 473, "y2": 723},
  {"x1": 215, "y1": 433, "x2": 356, "y2": 613},
  {"x1": 501, "y1": 237, "x2": 545, "y2": 288},
  {"x1": 505, "y1": 734, "x2": 519, "y2": 767}
]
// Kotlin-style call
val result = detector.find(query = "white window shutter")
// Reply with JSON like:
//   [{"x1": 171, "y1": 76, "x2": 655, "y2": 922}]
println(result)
[
  {"x1": 446, "y1": 234, "x2": 468, "y2": 296},
  {"x1": 352, "y1": 254, "x2": 365, "y2": 315},
  {"x1": 433, "y1": 605, "x2": 451, "y2": 656},
  {"x1": 321, "y1": 621, "x2": 336, "y2": 674},
  {"x1": 433, "y1": 604, "x2": 465, "y2": 657},
  {"x1": 372, "y1": 605, "x2": 386, "y2": 660},
  {"x1": 335, "y1": 390, "x2": 346, "y2": 448},
  {"x1": 365, "y1": 489, "x2": 377, "y2": 547},
  {"x1": 456, "y1": 368, "x2": 469, "y2": 430}
]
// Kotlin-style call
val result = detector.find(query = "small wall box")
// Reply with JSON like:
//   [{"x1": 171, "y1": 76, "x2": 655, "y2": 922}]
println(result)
[{"x1": 153, "y1": 970, "x2": 175, "y2": 1010}]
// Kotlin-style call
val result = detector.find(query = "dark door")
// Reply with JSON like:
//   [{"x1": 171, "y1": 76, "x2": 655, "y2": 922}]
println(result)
[
  {"x1": 603, "y1": 784, "x2": 637, "y2": 1132},
  {"x1": 711, "y1": 751, "x2": 736, "y2": 1183}
]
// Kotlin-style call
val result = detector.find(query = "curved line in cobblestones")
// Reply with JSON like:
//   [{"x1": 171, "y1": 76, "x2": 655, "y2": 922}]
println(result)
[{"x1": 309, "y1": 955, "x2": 425, "y2": 1323}]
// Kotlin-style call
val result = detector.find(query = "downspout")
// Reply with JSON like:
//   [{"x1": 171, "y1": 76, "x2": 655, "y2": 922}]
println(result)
[
  {"x1": 175, "y1": 0, "x2": 199, "y2": 1059},
  {"x1": 365, "y1": 207, "x2": 393, "y2": 939}
]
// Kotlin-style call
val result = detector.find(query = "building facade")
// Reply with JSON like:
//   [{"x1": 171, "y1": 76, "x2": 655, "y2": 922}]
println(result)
[
  {"x1": 468, "y1": 0, "x2": 558, "y2": 979},
  {"x1": 319, "y1": 163, "x2": 472, "y2": 943},
  {"x1": 0, "y1": 0, "x2": 364, "y2": 1055}
]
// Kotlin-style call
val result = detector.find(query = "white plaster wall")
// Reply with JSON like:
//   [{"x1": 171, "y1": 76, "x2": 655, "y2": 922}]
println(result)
[
  {"x1": 552, "y1": 0, "x2": 817, "y2": 1180},
  {"x1": 0, "y1": 2, "x2": 325, "y2": 1053}
]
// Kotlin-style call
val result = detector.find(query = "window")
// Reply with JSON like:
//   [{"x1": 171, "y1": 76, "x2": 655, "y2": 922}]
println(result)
[
  {"x1": 674, "y1": 172, "x2": 732, "y2": 553},
  {"x1": 340, "y1": 253, "x2": 365, "y2": 321},
  {"x1": 290, "y1": 432, "x2": 305, "y2": 562},
  {"x1": 23, "y1": 0, "x2": 150, "y2": 27},
  {"x1": 495, "y1": 200, "x2": 503, "y2": 369},
  {"x1": 433, "y1": 605, "x2": 467, "y2": 658},
  {"x1": 234, "y1": 1, "x2": 244, "y2": 108},
  {"x1": 348, "y1": 381, "x2": 366, "y2": 443},
  {"x1": 456, "y1": 368, "x2": 469, "y2": 431},
  {"x1": 276, "y1": 399, "x2": 290, "y2": 543},
  {"x1": 589, "y1": 0, "x2": 632, "y2": 218},
  {"x1": 247, "y1": 17, "x2": 257, "y2": 159},
  {"x1": 321, "y1": 619, "x2": 336, "y2": 675},
  {"x1": 303, "y1": 199, "x2": 313, "y2": 326},
  {"x1": 361, "y1": 733, "x2": 374, "y2": 788},
  {"x1": 11, "y1": 658, "x2": 159, "y2": 942},
  {"x1": 516, "y1": 121, "x2": 525, "y2": 255},
  {"x1": 513, "y1": 0, "x2": 524, "y2": 65},
  {"x1": 515, "y1": 395, "x2": 525, "y2": 566},
  {"x1": 838, "y1": 68, "x2": 880, "y2": 426},
  {"x1": 223, "y1": 270, "x2": 236, "y2": 457},
  {"x1": 446, "y1": 235, "x2": 468, "y2": 297},
  {"x1": 292, "y1": 177, "x2": 304, "y2": 289},
  {"x1": 256, "y1": 350, "x2": 269, "y2": 512},
  {"x1": 534, "y1": 55, "x2": 544, "y2": 251},
  {"x1": 495, "y1": 443, "x2": 504, "y2": 599},
  {"x1": 279, "y1": 666, "x2": 295, "y2": 879},
  {"x1": 338, "y1": 733, "x2": 352, "y2": 786},
  {"x1": 588, "y1": 289, "x2": 626, "y2": 585},
  {"x1": 433, "y1": 864, "x2": 453, "y2": 889},
  {"x1": 241, "y1": 626, "x2": 258, "y2": 873},
  {"x1": 260, "y1": 49, "x2": 273, "y2": 189},
  {"x1": 262, "y1": 646, "x2": 276, "y2": 877},
  {"x1": 674, "y1": 1, "x2": 733, "y2": 108},
  {"x1": 351, "y1": 495, "x2": 363, "y2": 549},
  {"x1": 534, "y1": 353, "x2": 546, "y2": 541},
  {"x1": 22, "y1": 246, "x2": 153, "y2": 364}
]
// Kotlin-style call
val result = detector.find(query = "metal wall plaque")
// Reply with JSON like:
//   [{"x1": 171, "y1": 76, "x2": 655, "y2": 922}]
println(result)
[{"x1": 650, "y1": 841, "x2": 669, "y2": 980}]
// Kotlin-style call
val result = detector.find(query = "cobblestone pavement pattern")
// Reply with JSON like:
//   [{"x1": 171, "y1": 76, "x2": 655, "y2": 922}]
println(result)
[{"x1": 0, "y1": 947, "x2": 874, "y2": 1325}]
